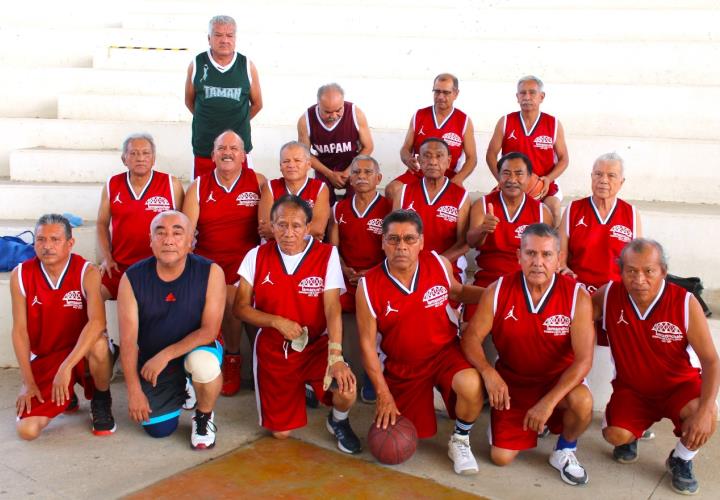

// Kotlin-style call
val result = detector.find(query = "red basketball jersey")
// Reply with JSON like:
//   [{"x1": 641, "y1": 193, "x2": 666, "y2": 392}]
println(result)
[
  {"x1": 306, "y1": 101, "x2": 360, "y2": 172},
  {"x1": 333, "y1": 193, "x2": 391, "y2": 271},
  {"x1": 474, "y1": 191, "x2": 544, "y2": 287},
  {"x1": 602, "y1": 280, "x2": 700, "y2": 397},
  {"x1": 253, "y1": 239, "x2": 334, "y2": 345},
  {"x1": 268, "y1": 177, "x2": 325, "y2": 209},
  {"x1": 401, "y1": 178, "x2": 468, "y2": 256},
  {"x1": 362, "y1": 251, "x2": 458, "y2": 367},
  {"x1": 18, "y1": 254, "x2": 90, "y2": 357},
  {"x1": 566, "y1": 197, "x2": 637, "y2": 292},
  {"x1": 107, "y1": 171, "x2": 176, "y2": 267},
  {"x1": 501, "y1": 111, "x2": 558, "y2": 177},
  {"x1": 492, "y1": 271, "x2": 581, "y2": 386},
  {"x1": 195, "y1": 169, "x2": 260, "y2": 277},
  {"x1": 406, "y1": 106, "x2": 468, "y2": 180}
]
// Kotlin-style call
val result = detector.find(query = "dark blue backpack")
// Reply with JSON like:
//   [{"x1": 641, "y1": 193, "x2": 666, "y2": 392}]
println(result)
[{"x1": 0, "y1": 231, "x2": 35, "y2": 272}]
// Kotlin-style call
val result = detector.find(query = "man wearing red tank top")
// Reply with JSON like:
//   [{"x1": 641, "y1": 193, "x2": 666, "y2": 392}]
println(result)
[
  {"x1": 97, "y1": 133, "x2": 185, "y2": 301},
  {"x1": 11, "y1": 214, "x2": 116, "y2": 440},
  {"x1": 463, "y1": 224, "x2": 594, "y2": 486},
  {"x1": 183, "y1": 130, "x2": 267, "y2": 397},
  {"x1": 258, "y1": 141, "x2": 330, "y2": 241},
  {"x1": 385, "y1": 73, "x2": 477, "y2": 202},
  {"x1": 592, "y1": 239, "x2": 719, "y2": 495},
  {"x1": 486, "y1": 76, "x2": 569, "y2": 226},
  {"x1": 465, "y1": 152, "x2": 551, "y2": 320},
  {"x1": 356, "y1": 210, "x2": 484, "y2": 475},
  {"x1": 297, "y1": 83, "x2": 373, "y2": 202}
]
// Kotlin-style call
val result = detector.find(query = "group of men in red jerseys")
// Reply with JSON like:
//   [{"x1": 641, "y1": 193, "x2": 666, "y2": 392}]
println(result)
[{"x1": 8, "y1": 18, "x2": 718, "y2": 493}]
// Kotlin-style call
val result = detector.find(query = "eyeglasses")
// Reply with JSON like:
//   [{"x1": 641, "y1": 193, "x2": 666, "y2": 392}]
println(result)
[
  {"x1": 432, "y1": 89, "x2": 454, "y2": 96},
  {"x1": 384, "y1": 234, "x2": 420, "y2": 246}
]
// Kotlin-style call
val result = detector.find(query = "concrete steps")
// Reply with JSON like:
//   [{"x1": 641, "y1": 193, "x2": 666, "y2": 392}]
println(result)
[{"x1": 0, "y1": 182, "x2": 103, "y2": 221}]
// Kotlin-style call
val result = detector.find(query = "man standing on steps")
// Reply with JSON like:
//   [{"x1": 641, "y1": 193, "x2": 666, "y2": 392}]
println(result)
[
  {"x1": 185, "y1": 15, "x2": 263, "y2": 179},
  {"x1": 385, "y1": 73, "x2": 477, "y2": 202},
  {"x1": 97, "y1": 133, "x2": 184, "y2": 301},
  {"x1": 464, "y1": 152, "x2": 550, "y2": 321},
  {"x1": 183, "y1": 130, "x2": 266, "y2": 397},
  {"x1": 485, "y1": 75, "x2": 569, "y2": 227},
  {"x1": 297, "y1": 83, "x2": 374, "y2": 203},
  {"x1": 11, "y1": 214, "x2": 116, "y2": 440},
  {"x1": 593, "y1": 239, "x2": 718, "y2": 496},
  {"x1": 118, "y1": 211, "x2": 225, "y2": 449}
]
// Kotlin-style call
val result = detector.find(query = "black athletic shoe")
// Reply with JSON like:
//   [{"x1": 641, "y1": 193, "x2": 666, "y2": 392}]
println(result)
[
  {"x1": 305, "y1": 384, "x2": 319, "y2": 409},
  {"x1": 666, "y1": 451, "x2": 699, "y2": 495},
  {"x1": 90, "y1": 397, "x2": 116, "y2": 436},
  {"x1": 64, "y1": 393, "x2": 79, "y2": 413},
  {"x1": 613, "y1": 440, "x2": 639, "y2": 464},
  {"x1": 326, "y1": 413, "x2": 362, "y2": 454}
]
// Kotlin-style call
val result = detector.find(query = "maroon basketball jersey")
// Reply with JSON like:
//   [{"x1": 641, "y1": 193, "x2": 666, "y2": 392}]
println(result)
[
  {"x1": 492, "y1": 271, "x2": 581, "y2": 386},
  {"x1": 306, "y1": 101, "x2": 360, "y2": 172},
  {"x1": 333, "y1": 193, "x2": 391, "y2": 271},
  {"x1": 501, "y1": 111, "x2": 557, "y2": 178},
  {"x1": 19, "y1": 254, "x2": 90, "y2": 357},
  {"x1": 474, "y1": 191, "x2": 544, "y2": 287},
  {"x1": 566, "y1": 197, "x2": 637, "y2": 293},
  {"x1": 405, "y1": 106, "x2": 468, "y2": 180},
  {"x1": 107, "y1": 171, "x2": 176, "y2": 267},
  {"x1": 268, "y1": 177, "x2": 325, "y2": 209},
  {"x1": 253, "y1": 239, "x2": 334, "y2": 345},
  {"x1": 400, "y1": 178, "x2": 468, "y2": 256},
  {"x1": 603, "y1": 280, "x2": 700, "y2": 396},
  {"x1": 195, "y1": 169, "x2": 260, "y2": 280},
  {"x1": 361, "y1": 251, "x2": 457, "y2": 366}
]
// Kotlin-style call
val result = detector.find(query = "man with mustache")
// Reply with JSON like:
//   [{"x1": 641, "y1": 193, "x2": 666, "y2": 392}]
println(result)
[
  {"x1": 298, "y1": 83, "x2": 374, "y2": 203},
  {"x1": 11, "y1": 214, "x2": 116, "y2": 440},
  {"x1": 183, "y1": 130, "x2": 267, "y2": 397}
]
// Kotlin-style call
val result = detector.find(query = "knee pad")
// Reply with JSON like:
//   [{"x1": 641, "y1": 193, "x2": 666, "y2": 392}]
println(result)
[
  {"x1": 143, "y1": 416, "x2": 179, "y2": 438},
  {"x1": 184, "y1": 349, "x2": 221, "y2": 384}
]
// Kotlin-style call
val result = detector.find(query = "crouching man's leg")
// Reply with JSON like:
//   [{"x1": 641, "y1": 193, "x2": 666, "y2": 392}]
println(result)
[{"x1": 184, "y1": 341, "x2": 223, "y2": 449}]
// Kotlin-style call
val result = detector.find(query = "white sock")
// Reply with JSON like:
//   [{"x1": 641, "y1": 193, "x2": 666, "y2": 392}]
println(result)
[
  {"x1": 673, "y1": 441, "x2": 698, "y2": 461},
  {"x1": 332, "y1": 408, "x2": 349, "y2": 422}
]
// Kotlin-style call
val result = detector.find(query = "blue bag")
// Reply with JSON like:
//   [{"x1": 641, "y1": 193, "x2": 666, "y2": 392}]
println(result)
[{"x1": 0, "y1": 230, "x2": 35, "y2": 272}]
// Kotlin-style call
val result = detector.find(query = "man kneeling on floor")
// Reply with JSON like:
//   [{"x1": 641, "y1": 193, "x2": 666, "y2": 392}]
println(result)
[
  {"x1": 234, "y1": 195, "x2": 361, "y2": 453},
  {"x1": 462, "y1": 223, "x2": 594, "y2": 485},
  {"x1": 11, "y1": 214, "x2": 116, "y2": 439},
  {"x1": 118, "y1": 210, "x2": 225, "y2": 449}
]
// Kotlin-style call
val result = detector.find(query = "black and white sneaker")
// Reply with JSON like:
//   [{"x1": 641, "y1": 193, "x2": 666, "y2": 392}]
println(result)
[
  {"x1": 182, "y1": 378, "x2": 197, "y2": 410},
  {"x1": 666, "y1": 451, "x2": 699, "y2": 495},
  {"x1": 305, "y1": 384, "x2": 319, "y2": 409},
  {"x1": 549, "y1": 449, "x2": 589, "y2": 485},
  {"x1": 326, "y1": 412, "x2": 361, "y2": 454},
  {"x1": 191, "y1": 411, "x2": 217, "y2": 450},
  {"x1": 613, "y1": 440, "x2": 638, "y2": 463},
  {"x1": 90, "y1": 397, "x2": 116, "y2": 436}
]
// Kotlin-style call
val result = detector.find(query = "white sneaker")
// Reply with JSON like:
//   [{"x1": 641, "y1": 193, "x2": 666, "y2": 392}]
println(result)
[
  {"x1": 549, "y1": 448, "x2": 588, "y2": 485},
  {"x1": 448, "y1": 434, "x2": 479, "y2": 475},
  {"x1": 182, "y1": 378, "x2": 197, "y2": 410},
  {"x1": 191, "y1": 411, "x2": 216, "y2": 450}
]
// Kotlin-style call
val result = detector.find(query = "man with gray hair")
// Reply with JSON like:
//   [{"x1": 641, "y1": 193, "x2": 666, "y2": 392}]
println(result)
[
  {"x1": 11, "y1": 214, "x2": 116, "y2": 440},
  {"x1": 592, "y1": 239, "x2": 719, "y2": 495},
  {"x1": 118, "y1": 210, "x2": 226, "y2": 449},
  {"x1": 297, "y1": 83, "x2": 374, "y2": 203},
  {"x1": 486, "y1": 75, "x2": 569, "y2": 226},
  {"x1": 97, "y1": 133, "x2": 184, "y2": 300},
  {"x1": 185, "y1": 15, "x2": 263, "y2": 178}
]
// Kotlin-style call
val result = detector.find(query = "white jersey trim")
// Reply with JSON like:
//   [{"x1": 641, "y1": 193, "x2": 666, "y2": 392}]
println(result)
[
  {"x1": 628, "y1": 279, "x2": 666, "y2": 321},
  {"x1": 359, "y1": 277, "x2": 376, "y2": 319},
  {"x1": 168, "y1": 174, "x2": 177, "y2": 209},
  {"x1": 564, "y1": 200, "x2": 573, "y2": 237},
  {"x1": 421, "y1": 177, "x2": 450, "y2": 206},
  {"x1": 352, "y1": 192, "x2": 380, "y2": 219},
  {"x1": 493, "y1": 276, "x2": 503, "y2": 316},
  {"x1": 631, "y1": 204, "x2": 637, "y2": 236},
  {"x1": 590, "y1": 196, "x2": 617, "y2": 225},
  {"x1": 253, "y1": 330, "x2": 263, "y2": 426},
  {"x1": 432, "y1": 106, "x2": 455, "y2": 130},
  {"x1": 127, "y1": 171, "x2": 154, "y2": 201},
  {"x1": 40, "y1": 257, "x2": 72, "y2": 290},
  {"x1": 190, "y1": 57, "x2": 196, "y2": 83},
  {"x1": 521, "y1": 112, "x2": 543, "y2": 137},
  {"x1": 17, "y1": 262, "x2": 26, "y2": 297},
  {"x1": 315, "y1": 104, "x2": 342, "y2": 133},
  {"x1": 431, "y1": 250, "x2": 451, "y2": 289},
  {"x1": 522, "y1": 273, "x2": 556, "y2": 314},
  {"x1": 399, "y1": 184, "x2": 408, "y2": 209},
  {"x1": 499, "y1": 192, "x2": 526, "y2": 224},
  {"x1": 214, "y1": 170, "x2": 241, "y2": 194},
  {"x1": 80, "y1": 261, "x2": 90, "y2": 300},
  {"x1": 206, "y1": 50, "x2": 238, "y2": 74},
  {"x1": 602, "y1": 280, "x2": 612, "y2": 332},
  {"x1": 684, "y1": 290, "x2": 691, "y2": 332},
  {"x1": 570, "y1": 282, "x2": 581, "y2": 320},
  {"x1": 351, "y1": 103, "x2": 359, "y2": 130}
]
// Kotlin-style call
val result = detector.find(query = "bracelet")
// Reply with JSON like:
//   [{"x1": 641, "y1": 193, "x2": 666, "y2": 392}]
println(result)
[{"x1": 328, "y1": 342, "x2": 342, "y2": 352}]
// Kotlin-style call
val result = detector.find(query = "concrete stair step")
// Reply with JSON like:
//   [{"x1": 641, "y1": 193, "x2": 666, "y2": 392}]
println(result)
[
  {"x1": 91, "y1": 38, "x2": 720, "y2": 87},
  {"x1": 0, "y1": 181, "x2": 103, "y2": 221},
  {"x1": 3, "y1": 119, "x2": 720, "y2": 204}
]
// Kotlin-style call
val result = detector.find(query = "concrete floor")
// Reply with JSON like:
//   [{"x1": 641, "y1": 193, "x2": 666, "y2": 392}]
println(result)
[{"x1": 1, "y1": 368, "x2": 719, "y2": 499}]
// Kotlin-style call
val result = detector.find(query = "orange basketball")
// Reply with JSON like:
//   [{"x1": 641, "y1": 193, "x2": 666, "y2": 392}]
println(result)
[{"x1": 525, "y1": 173, "x2": 545, "y2": 200}]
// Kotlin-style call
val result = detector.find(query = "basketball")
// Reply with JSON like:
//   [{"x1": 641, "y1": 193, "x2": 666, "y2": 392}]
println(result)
[
  {"x1": 525, "y1": 173, "x2": 545, "y2": 200},
  {"x1": 367, "y1": 416, "x2": 418, "y2": 465}
]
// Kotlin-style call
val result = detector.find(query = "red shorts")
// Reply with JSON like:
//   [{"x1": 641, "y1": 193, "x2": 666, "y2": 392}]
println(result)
[
  {"x1": 384, "y1": 341, "x2": 472, "y2": 439},
  {"x1": 194, "y1": 155, "x2": 251, "y2": 179},
  {"x1": 490, "y1": 378, "x2": 566, "y2": 450},
  {"x1": 605, "y1": 379, "x2": 702, "y2": 439},
  {"x1": 100, "y1": 262, "x2": 130, "y2": 300},
  {"x1": 19, "y1": 350, "x2": 93, "y2": 420},
  {"x1": 542, "y1": 180, "x2": 559, "y2": 200},
  {"x1": 254, "y1": 330, "x2": 333, "y2": 432}
]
